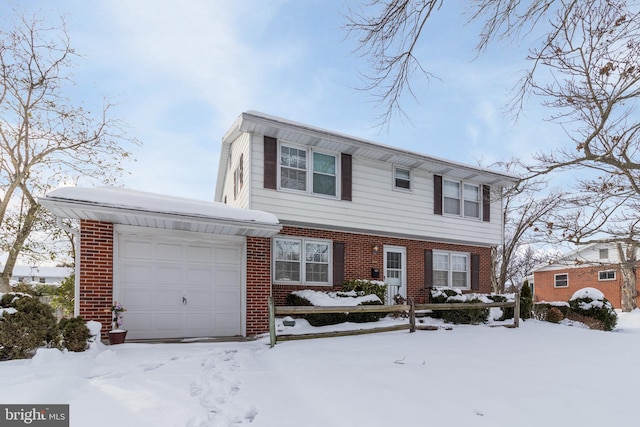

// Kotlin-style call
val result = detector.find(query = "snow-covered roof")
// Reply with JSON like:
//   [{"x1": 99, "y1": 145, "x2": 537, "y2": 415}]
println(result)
[
  {"x1": 216, "y1": 111, "x2": 519, "y2": 201},
  {"x1": 38, "y1": 186, "x2": 282, "y2": 238}
]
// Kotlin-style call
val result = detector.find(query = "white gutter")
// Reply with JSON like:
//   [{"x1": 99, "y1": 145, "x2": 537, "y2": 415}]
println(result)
[{"x1": 56, "y1": 217, "x2": 80, "y2": 317}]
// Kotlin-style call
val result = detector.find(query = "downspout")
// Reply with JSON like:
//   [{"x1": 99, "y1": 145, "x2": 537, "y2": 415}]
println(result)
[{"x1": 56, "y1": 217, "x2": 80, "y2": 317}]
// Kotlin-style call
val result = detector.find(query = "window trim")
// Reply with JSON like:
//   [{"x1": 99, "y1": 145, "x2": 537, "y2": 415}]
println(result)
[
  {"x1": 432, "y1": 250, "x2": 471, "y2": 290},
  {"x1": 442, "y1": 178, "x2": 482, "y2": 220},
  {"x1": 554, "y1": 273, "x2": 569, "y2": 288},
  {"x1": 393, "y1": 165, "x2": 412, "y2": 192},
  {"x1": 272, "y1": 236, "x2": 332, "y2": 286},
  {"x1": 277, "y1": 142, "x2": 340, "y2": 199},
  {"x1": 598, "y1": 270, "x2": 616, "y2": 281}
]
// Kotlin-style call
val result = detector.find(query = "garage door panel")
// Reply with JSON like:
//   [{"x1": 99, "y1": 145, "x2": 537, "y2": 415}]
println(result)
[
  {"x1": 216, "y1": 247, "x2": 241, "y2": 264},
  {"x1": 155, "y1": 289, "x2": 183, "y2": 308},
  {"x1": 215, "y1": 289, "x2": 240, "y2": 309},
  {"x1": 118, "y1": 230, "x2": 243, "y2": 339},
  {"x1": 121, "y1": 263, "x2": 153, "y2": 283},
  {"x1": 186, "y1": 267, "x2": 214, "y2": 285},
  {"x1": 121, "y1": 240, "x2": 153, "y2": 259},
  {"x1": 215, "y1": 269, "x2": 240, "y2": 288},
  {"x1": 187, "y1": 245, "x2": 214, "y2": 263},
  {"x1": 156, "y1": 265, "x2": 183, "y2": 285}
]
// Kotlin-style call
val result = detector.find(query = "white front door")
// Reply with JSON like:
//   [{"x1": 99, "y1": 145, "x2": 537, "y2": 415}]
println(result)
[{"x1": 384, "y1": 245, "x2": 407, "y2": 303}]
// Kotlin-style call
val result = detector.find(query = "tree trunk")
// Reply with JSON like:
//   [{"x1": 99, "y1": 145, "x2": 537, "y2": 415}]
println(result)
[
  {"x1": 0, "y1": 201, "x2": 40, "y2": 293},
  {"x1": 616, "y1": 243, "x2": 638, "y2": 312}
]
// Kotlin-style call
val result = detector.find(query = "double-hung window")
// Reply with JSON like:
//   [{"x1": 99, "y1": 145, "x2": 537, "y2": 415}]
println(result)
[
  {"x1": 554, "y1": 273, "x2": 568, "y2": 288},
  {"x1": 394, "y1": 167, "x2": 411, "y2": 190},
  {"x1": 443, "y1": 179, "x2": 481, "y2": 219},
  {"x1": 279, "y1": 143, "x2": 337, "y2": 197},
  {"x1": 433, "y1": 250, "x2": 470, "y2": 289},
  {"x1": 312, "y1": 152, "x2": 336, "y2": 196},
  {"x1": 280, "y1": 145, "x2": 307, "y2": 191},
  {"x1": 274, "y1": 237, "x2": 331, "y2": 285}
]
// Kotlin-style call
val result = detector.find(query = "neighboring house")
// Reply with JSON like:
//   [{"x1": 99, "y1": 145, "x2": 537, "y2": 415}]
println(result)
[
  {"x1": 39, "y1": 111, "x2": 517, "y2": 340},
  {"x1": 6, "y1": 265, "x2": 73, "y2": 286},
  {"x1": 531, "y1": 242, "x2": 639, "y2": 309}
]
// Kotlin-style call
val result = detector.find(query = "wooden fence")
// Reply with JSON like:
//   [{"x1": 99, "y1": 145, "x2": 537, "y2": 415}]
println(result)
[{"x1": 268, "y1": 296, "x2": 520, "y2": 347}]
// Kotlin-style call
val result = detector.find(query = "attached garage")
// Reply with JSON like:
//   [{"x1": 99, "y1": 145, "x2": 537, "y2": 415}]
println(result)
[
  {"x1": 116, "y1": 227, "x2": 245, "y2": 339},
  {"x1": 38, "y1": 186, "x2": 281, "y2": 340}
]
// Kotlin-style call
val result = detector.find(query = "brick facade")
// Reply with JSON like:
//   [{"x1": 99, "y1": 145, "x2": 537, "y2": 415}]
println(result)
[
  {"x1": 78, "y1": 220, "x2": 114, "y2": 339},
  {"x1": 78, "y1": 221, "x2": 493, "y2": 338},
  {"x1": 247, "y1": 225, "x2": 493, "y2": 335},
  {"x1": 534, "y1": 266, "x2": 640, "y2": 309}
]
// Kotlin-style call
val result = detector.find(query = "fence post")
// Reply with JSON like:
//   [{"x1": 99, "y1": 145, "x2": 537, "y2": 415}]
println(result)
[
  {"x1": 269, "y1": 296, "x2": 276, "y2": 348},
  {"x1": 409, "y1": 298, "x2": 416, "y2": 333},
  {"x1": 514, "y1": 291, "x2": 520, "y2": 328}
]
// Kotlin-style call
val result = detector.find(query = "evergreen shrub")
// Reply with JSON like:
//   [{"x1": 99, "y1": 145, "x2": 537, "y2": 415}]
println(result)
[
  {"x1": 519, "y1": 281, "x2": 533, "y2": 320},
  {"x1": 569, "y1": 289, "x2": 617, "y2": 331},
  {"x1": 429, "y1": 288, "x2": 489, "y2": 324},
  {"x1": 0, "y1": 295, "x2": 59, "y2": 360},
  {"x1": 59, "y1": 316, "x2": 91, "y2": 352},
  {"x1": 341, "y1": 280, "x2": 387, "y2": 304}
]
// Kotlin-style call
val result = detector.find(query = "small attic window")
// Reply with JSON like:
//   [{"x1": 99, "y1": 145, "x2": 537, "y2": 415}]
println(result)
[{"x1": 599, "y1": 248, "x2": 609, "y2": 259}]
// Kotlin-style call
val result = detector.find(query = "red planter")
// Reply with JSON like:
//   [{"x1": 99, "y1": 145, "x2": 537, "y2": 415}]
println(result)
[{"x1": 108, "y1": 330, "x2": 127, "y2": 345}]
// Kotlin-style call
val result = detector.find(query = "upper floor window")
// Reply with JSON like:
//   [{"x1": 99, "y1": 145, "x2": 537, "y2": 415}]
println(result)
[
  {"x1": 554, "y1": 273, "x2": 568, "y2": 288},
  {"x1": 443, "y1": 179, "x2": 480, "y2": 219},
  {"x1": 433, "y1": 250, "x2": 470, "y2": 289},
  {"x1": 273, "y1": 237, "x2": 331, "y2": 285},
  {"x1": 394, "y1": 167, "x2": 411, "y2": 190},
  {"x1": 312, "y1": 152, "x2": 336, "y2": 196},
  {"x1": 599, "y1": 248, "x2": 609, "y2": 259},
  {"x1": 280, "y1": 145, "x2": 307, "y2": 191},
  {"x1": 279, "y1": 143, "x2": 337, "y2": 197}
]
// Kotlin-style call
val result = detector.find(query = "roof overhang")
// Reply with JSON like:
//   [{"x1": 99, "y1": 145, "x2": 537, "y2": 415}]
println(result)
[{"x1": 39, "y1": 187, "x2": 282, "y2": 238}]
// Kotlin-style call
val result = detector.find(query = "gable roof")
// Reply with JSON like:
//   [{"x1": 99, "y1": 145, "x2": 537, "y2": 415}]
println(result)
[
  {"x1": 39, "y1": 186, "x2": 282, "y2": 238},
  {"x1": 215, "y1": 111, "x2": 519, "y2": 201}
]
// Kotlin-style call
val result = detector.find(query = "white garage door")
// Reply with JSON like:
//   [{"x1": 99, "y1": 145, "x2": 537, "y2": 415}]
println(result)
[{"x1": 116, "y1": 228, "x2": 244, "y2": 340}]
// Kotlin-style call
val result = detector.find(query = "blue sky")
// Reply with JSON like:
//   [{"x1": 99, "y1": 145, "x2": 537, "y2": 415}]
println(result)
[{"x1": 19, "y1": 0, "x2": 564, "y2": 201}]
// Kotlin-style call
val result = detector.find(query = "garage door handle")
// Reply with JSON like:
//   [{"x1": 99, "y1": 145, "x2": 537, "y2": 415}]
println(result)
[{"x1": 182, "y1": 296, "x2": 187, "y2": 305}]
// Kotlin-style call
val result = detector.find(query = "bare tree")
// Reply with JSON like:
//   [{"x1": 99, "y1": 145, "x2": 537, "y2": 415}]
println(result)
[
  {"x1": 0, "y1": 10, "x2": 139, "y2": 291},
  {"x1": 488, "y1": 161, "x2": 563, "y2": 292}
]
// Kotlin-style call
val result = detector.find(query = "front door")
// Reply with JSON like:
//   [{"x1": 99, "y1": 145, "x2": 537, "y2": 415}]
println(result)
[{"x1": 384, "y1": 246, "x2": 407, "y2": 303}]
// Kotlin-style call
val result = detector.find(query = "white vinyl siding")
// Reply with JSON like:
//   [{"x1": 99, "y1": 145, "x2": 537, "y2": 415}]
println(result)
[
  {"x1": 248, "y1": 139, "x2": 504, "y2": 247},
  {"x1": 222, "y1": 133, "x2": 251, "y2": 209},
  {"x1": 273, "y1": 237, "x2": 331, "y2": 285}
]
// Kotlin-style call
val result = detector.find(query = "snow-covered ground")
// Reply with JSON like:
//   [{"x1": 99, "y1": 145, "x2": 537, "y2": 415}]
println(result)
[{"x1": 2, "y1": 312, "x2": 640, "y2": 427}]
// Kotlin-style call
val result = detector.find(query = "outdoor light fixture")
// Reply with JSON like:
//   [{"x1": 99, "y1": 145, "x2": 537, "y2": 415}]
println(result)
[{"x1": 372, "y1": 245, "x2": 379, "y2": 254}]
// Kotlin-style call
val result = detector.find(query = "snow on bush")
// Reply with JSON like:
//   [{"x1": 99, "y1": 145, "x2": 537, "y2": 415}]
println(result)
[
  {"x1": 568, "y1": 287, "x2": 617, "y2": 331},
  {"x1": 291, "y1": 289, "x2": 381, "y2": 306}
]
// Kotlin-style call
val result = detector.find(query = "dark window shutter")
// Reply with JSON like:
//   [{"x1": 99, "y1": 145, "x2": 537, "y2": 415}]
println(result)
[
  {"x1": 482, "y1": 185, "x2": 490, "y2": 222},
  {"x1": 424, "y1": 249, "x2": 433, "y2": 289},
  {"x1": 434, "y1": 175, "x2": 443, "y2": 215},
  {"x1": 264, "y1": 136, "x2": 277, "y2": 189},
  {"x1": 471, "y1": 253, "x2": 480, "y2": 290},
  {"x1": 341, "y1": 153, "x2": 352, "y2": 201},
  {"x1": 333, "y1": 242, "x2": 345, "y2": 286}
]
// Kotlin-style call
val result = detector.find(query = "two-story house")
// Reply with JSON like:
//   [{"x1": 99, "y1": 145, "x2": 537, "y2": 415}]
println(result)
[
  {"x1": 39, "y1": 111, "x2": 517, "y2": 340},
  {"x1": 531, "y1": 242, "x2": 640, "y2": 309}
]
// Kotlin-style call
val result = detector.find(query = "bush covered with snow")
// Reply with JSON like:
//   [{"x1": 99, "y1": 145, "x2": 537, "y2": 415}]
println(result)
[
  {"x1": 285, "y1": 290, "x2": 384, "y2": 326},
  {"x1": 341, "y1": 279, "x2": 387, "y2": 304},
  {"x1": 0, "y1": 293, "x2": 60, "y2": 360},
  {"x1": 569, "y1": 288, "x2": 617, "y2": 331},
  {"x1": 59, "y1": 316, "x2": 92, "y2": 352},
  {"x1": 429, "y1": 288, "x2": 490, "y2": 324}
]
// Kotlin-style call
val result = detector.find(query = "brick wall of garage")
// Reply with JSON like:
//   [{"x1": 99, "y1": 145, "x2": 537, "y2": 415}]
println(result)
[
  {"x1": 246, "y1": 225, "x2": 493, "y2": 335},
  {"x1": 79, "y1": 220, "x2": 114, "y2": 338}
]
